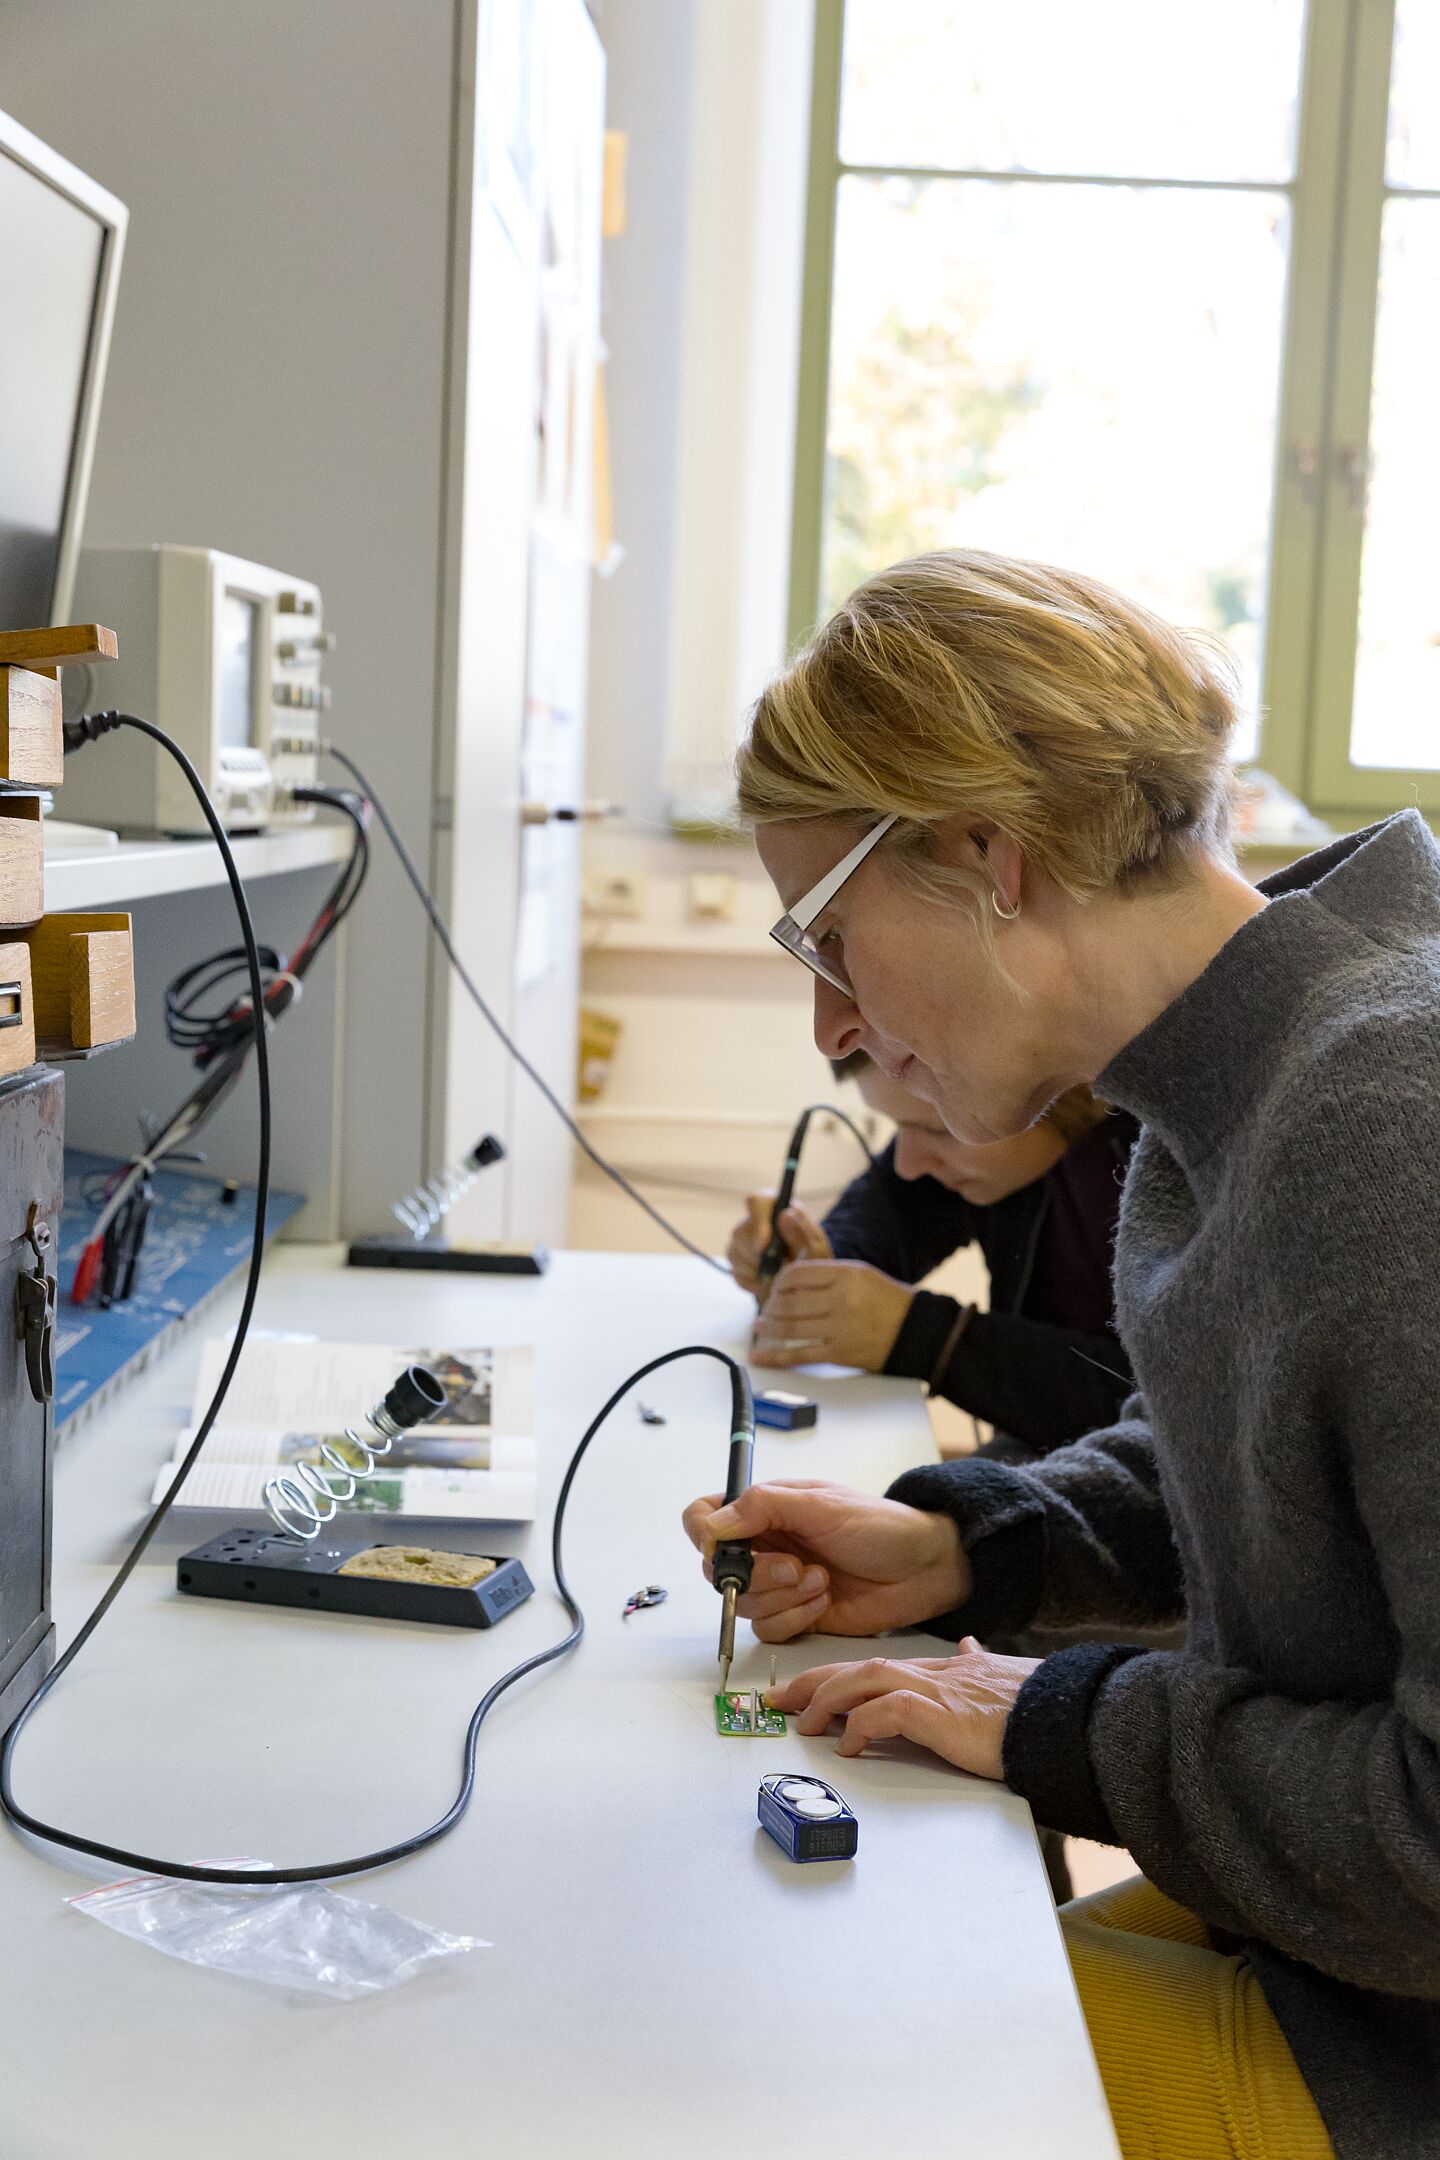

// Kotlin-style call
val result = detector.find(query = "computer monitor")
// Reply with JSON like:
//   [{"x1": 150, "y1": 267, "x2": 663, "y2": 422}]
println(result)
[{"x1": 0, "y1": 105, "x2": 126, "y2": 633}]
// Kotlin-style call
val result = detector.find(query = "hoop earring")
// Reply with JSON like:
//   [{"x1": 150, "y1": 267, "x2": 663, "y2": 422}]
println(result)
[{"x1": 991, "y1": 890, "x2": 1021, "y2": 922}]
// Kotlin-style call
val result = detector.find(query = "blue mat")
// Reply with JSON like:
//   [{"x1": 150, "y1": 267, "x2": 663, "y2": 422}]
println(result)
[{"x1": 54, "y1": 1151, "x2": 306, "y2": 1429}]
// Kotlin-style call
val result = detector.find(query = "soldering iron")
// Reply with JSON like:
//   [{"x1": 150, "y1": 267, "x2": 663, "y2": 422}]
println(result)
[
  {"x1": 755, "y1": 1105, "x2": 815, "y2": 1302},
  {"x1": 755, "y1": 1100, "x2": 911, "y2": 1302},
  {"x1": 713, "y1": 1362, "x2": 757, "y2": 1696}
]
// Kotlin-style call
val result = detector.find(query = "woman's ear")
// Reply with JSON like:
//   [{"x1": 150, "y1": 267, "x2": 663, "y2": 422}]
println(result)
[
  {"x1": 931, "y1": 816, "x2": 1025, "y2": 915},
  {"x1": 982, "y1": 830, "x2": 1024, "y2": 916}
]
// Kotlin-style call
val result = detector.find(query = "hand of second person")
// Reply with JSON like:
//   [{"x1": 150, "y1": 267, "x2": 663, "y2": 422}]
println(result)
[
  {"x1": 750, "y1": 1259, "x2": 914, "y2": 1371},
  {"x1": 726, "y1": 1195, "x2": 832, "y2": 1298},
  {"x1": 769, "y1": 1639, "x2": 1040, "y2": 1779},
  {"x1": 682, "y1": 1478, "x2": 973, "y2": 1639}
]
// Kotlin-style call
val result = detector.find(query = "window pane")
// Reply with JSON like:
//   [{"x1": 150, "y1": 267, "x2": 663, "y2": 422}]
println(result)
[
  {"x1": 821, "y1": 178, "x2": 1288, "y2": 755},
  {"x1": 1349, "y1": 199, "x2": 1440, "y2": 773},
  {"x1": 840, "y1": 0, "x2": 1304, "y2": 185},
  {"x1": 1386, "y1": 0, "x2": 1440, "y2": 191}
]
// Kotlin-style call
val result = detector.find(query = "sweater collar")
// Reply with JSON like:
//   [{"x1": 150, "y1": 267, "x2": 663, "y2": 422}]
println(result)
[{"x1": 1096, "y1": 810, "x2": 1440, "y2": 1169}]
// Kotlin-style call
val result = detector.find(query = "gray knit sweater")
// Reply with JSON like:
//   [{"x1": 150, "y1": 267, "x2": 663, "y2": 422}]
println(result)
[{"x1": 890, "y1": 812, "x2": 1440, "y2": 2159}]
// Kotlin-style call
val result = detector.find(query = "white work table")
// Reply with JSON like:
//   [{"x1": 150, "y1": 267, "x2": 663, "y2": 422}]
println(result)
[{"x1": 0, "y1": 1247, "x2": 1119, "y2": 2160}]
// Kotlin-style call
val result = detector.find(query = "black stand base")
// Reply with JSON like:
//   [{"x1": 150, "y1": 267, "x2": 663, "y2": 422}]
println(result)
[{"x1": 346, "y1": 1235, "x2": 549, "y2": 1276}]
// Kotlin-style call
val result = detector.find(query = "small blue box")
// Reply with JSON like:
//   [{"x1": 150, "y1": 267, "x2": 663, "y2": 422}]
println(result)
[
  {"x1": 757, "y1": 1773, "x2": 858, "y2": 1862},
  {"x1": 754, "y1": 1390, "x2": 818, "y2": 1431}
]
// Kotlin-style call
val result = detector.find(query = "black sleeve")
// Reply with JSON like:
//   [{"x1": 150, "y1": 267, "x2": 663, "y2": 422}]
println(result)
[
  {"x1": 883, "y1": 1296, "x2": 1133, "y2": 1453},
  {"x1": 821, "y1": 1140, "x2": 977, "y2": 1283}
]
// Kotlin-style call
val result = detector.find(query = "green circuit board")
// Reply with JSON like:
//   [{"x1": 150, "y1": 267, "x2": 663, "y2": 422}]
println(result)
[{"x1": 714, "y1": 1690, "x2": 787, "y2": 1737}]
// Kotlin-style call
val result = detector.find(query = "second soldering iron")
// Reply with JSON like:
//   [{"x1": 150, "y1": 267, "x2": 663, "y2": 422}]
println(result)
[{"x1": 755, "y1": 1105, "x2": 815, "y2": 1302}]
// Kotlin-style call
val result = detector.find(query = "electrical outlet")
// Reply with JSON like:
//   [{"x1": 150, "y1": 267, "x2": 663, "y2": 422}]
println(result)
[
  {"x1": 687, "y1": 872, "x2": 737, "y2": 921},
  {"x1": 585, "y1": 868, "x2": 647, "y2": 919}
]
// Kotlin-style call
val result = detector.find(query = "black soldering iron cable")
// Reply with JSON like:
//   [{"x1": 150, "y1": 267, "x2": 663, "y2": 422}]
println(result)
[
  {"x1": 803, "y1": 1099, "x2": 912, "y2": 1282},
  {"x1": 4, "y1": 708, "x2": 758, "y2": 1884},
  {"x1": 3, "y1": 1341, "x2": 751, "y2": 1885},
  {"x1": 1, "y1": 708, "x2": 274, "y2": 1818},
  {"x1": 318, "y1": 739, "x2": 731, "y2": 1276}
]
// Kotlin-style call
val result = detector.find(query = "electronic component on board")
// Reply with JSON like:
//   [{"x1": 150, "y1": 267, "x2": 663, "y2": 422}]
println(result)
[
  {"x1": 715, "y1": 1690, "x2": 787, "y2": 1737},
  {"x1": 754, "y1": 1389, "x2": 818, "y2": 1431},
  {"x1": 758, "y1": 1774, "x2": 859, "y2": 1862},
  {"x1": 177, "y1": 1528, "x2": 534, "y2": 1628}
]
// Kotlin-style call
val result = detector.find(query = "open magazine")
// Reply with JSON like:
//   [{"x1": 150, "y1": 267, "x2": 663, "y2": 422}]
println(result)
[{"x1": 152, "y1": 1338, "x2": 536, "y2": 1524}]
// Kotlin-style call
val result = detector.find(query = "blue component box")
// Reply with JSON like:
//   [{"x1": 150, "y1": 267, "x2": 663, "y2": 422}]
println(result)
[
  {"x1": 754, "y1": 1390, "x2": 818, "y2": 1431},
  {"x1": 757, "y1": 1773, "x2": 858, "y2": 1862}
]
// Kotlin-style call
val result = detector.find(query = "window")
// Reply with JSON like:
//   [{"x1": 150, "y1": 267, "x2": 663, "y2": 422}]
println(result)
[{"x1": 790, "y1": 0, "x2": 1438, "y2": 816}]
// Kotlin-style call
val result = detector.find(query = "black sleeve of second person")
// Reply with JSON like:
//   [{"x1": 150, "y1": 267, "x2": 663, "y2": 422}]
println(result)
[
  {"x1": 821, "y1": 1139, "x2": 979, "y2": 1283},
  {"x1": 885, "y1": 1291, "x2": 1133, "y2": 1454}
]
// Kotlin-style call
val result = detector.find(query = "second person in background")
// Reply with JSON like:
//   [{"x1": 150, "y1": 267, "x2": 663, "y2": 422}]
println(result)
[{"x1": 728, "y1": 1056, "x2": 1137, "y2": 1459}]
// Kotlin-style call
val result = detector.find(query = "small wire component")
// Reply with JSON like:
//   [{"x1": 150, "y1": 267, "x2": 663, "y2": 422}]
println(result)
[
  {"x1": 622, "y1": 1584, "x2": 668, "y2": 1620},
  {"x1": 636, "y1": 1401, "x2": 666, "y2": 1426}
]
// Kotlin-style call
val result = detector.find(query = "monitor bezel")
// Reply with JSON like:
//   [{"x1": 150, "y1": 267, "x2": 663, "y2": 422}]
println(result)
[{"x1": 0, "y1": 103, "x2": 128, "y2": 628}]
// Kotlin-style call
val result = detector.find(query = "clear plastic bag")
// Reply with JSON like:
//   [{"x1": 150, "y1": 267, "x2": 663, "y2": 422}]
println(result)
[{"x1": 68, "y1": 1863, "x2": 488, "y2": 1999}]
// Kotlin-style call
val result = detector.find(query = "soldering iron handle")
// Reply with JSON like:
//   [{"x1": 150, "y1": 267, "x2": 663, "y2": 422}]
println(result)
[
  {"x1": 722, "y1": 1428, "x2": 753, "y2": 1509},
  {"x1": 713, "y1": 1366, "x2": 756, "y2": 1597},
  {"x1": 757, "y1": 1107, "x2": 813, "y2": 1295}
]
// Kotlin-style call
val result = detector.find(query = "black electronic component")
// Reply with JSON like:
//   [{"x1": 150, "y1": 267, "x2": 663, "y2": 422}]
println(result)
[
  {"x1": 754, "y1": 1389, "x2": 818, "y2": 1430},
  {"x1": 177, "y1": 1529, "x2": 533, "y2": 1629}
]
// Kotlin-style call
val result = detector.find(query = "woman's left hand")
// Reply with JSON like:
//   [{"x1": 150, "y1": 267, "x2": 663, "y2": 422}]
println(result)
[
  {"x1": 767, "y1": 1638, "x2": 1040, "y2": 1779},
  {"x1": 749, "y1": 1259, "x2": 914, "y2": 1371}
]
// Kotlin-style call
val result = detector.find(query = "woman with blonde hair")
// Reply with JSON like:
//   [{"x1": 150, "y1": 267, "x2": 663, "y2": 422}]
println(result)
[{"x1": 684, "y1": 550, "x2": 1440, "y2": 2159}]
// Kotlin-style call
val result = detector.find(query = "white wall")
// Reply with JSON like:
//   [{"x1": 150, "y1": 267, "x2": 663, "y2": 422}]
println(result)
[
  {"x1": 575, "y1": 0, "x2": 821, "y2": 1251},
  {"x1": 584, "y1": 0, "x2": 697, "y2": 830},
  {"x1": 0, "y1": 0, "x2": 455, "y2": 1233}
]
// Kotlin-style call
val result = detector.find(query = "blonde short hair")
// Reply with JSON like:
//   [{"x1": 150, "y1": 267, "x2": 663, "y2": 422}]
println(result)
[{"x1": 739, "y1": 550, "x2": 1238, "y2": 903}]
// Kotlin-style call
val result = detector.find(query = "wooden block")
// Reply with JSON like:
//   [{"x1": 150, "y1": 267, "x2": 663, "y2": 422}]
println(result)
[
  {"x1": 23, "y1": 912, "x2": 135, "y2": 1050},
  {"x1": 0, "y1": 623, "x2": 117, "y2": 672},
  {"x1": 602, "y1": 130, "x2": 628, "y2": 238},
  {"x1": 69, "y1": 930, "x2": 135, "y2": 1047},
  {"x1": 0, "y1": 797, "x2": 44, "y2": 929},
  {"x1": 0, "y1": 669, "x2": 63, "y2": 787},
  {"x1": 0, "y1": 944, "x2": 36, "y2": 1081}
]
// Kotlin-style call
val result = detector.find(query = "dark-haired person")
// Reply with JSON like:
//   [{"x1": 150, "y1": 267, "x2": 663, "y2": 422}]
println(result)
[
  {"x1": 728, "y1": 1055, "x2": 1137, "y2": 1460},
  {"x1": 684, "y1": 549, "x2": 1440, "y2": 2157}
]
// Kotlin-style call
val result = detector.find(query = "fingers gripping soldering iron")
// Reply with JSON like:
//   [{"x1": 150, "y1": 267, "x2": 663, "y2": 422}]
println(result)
[{"x1": 714, "y1": 1364, "x2": 757, "y2": 1696}]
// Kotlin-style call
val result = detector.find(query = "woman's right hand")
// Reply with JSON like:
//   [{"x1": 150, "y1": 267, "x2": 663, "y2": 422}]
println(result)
[
  {"x1": 727, "y1": 1192, "x2": 832, "y2": 1297},
  {"x1": 681, "y1": 1479, "x2": 973, "y2": 1640}
]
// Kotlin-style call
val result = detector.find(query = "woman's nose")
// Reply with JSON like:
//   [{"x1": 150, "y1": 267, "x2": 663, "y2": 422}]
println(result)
[{"x1": 813, "y1": 977, "x2": 864, "y2": 1061}]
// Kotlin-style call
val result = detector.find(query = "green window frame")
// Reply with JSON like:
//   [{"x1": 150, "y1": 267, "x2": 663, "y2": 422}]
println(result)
[{"x1": 790, "y1": 0, "x2": 1436, "y2": 821}]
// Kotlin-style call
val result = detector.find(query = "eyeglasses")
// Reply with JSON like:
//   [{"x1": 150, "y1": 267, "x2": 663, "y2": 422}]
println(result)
[{"x1": 769, "y1": 814, "x2": 898, "y2": 995}]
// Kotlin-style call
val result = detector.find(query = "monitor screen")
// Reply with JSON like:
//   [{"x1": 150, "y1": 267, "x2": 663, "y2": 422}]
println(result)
[
  {"x1": 218, "y1": 591, "x2": 259, "y2": 748},
  {"x1": 0, "y1": 143, "x2": 108, "y2": 632}
]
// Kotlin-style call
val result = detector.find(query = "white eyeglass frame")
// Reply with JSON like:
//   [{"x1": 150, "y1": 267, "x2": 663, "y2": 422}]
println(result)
[{"x1": 768, "y1": 814, "x2": 898, "y2": 994}]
